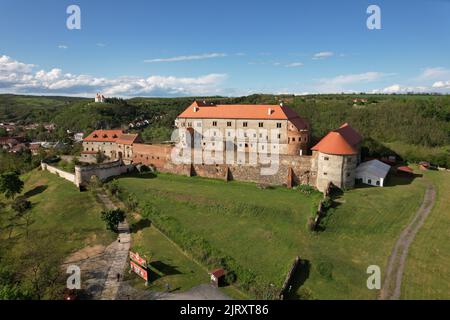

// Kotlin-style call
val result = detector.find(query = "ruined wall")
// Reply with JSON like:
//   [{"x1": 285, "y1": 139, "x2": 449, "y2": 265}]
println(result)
[
  {"x1": 75, "y1": 160, "x2": 134, "y2": 187},
  {"x1": 41, "y1": 163, "x2": 76, "y2": 184}
]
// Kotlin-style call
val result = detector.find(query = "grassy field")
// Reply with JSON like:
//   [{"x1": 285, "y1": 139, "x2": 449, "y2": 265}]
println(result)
[
  {"x1": 401, "y1": 168, "x2": 450, "y2": 299},
  {"x1": 116, "y1": 171, "x2": 429, "y2": 299},
  {"x1": 0, "y1": 170, "x2": 115, "y2": 299}
]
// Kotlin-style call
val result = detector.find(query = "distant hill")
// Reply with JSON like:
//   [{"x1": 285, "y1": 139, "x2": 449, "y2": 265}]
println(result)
[{"x1": 0, "y1": 93, "x2": 449, "y2": 167}]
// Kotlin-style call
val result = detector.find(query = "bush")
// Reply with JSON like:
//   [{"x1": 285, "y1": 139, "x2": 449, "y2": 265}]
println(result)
[
  {"x1": 101, "y1": 209, "x2": 125, "y2": 232},
  {"x1": 316, "y1": 261, "x2": 333, "y2": 280},
  {"x1": 297, "y1": 184, "x2": 315, "y2": 195},
  {"x1": 11, "y1": 196, "x2": 32, "y2": 214}
]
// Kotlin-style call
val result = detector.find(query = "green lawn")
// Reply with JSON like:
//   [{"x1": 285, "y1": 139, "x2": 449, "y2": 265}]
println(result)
[
  {"x1": 0, "y1": 170, "x2": 115, "y2": 299},
  {"x1": 401, "y1": 168, "x2": 450, "y2": 299},
  {"x1": 124, "y1": 219, "x2": 209, "y2": 293},
  {"x1": 116, "y1": 171, "x2": 429, "y2": 299}
]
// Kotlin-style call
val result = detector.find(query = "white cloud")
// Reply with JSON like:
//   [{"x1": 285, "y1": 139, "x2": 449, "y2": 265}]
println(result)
[
  {"x1": 58, "y1": 45, "x2": 68, "y2": 49},
  {"x1": 144, "y1": 53, "x2": 227, "y2": 63},
  {"x1": 416, "y1": 67, "x2": 450, "y2": 81},
  {"x1": 285, "y1": 62, "x2": 304, "y2": 68},
  {"x1": 432, "y1": 80, "x2": 450, "y2": 89},
  {"x1": 319, "y1": 72, "x2": 385, "y2": 86},
  {"x1": 96, "y1": 43, "x2": 106, "y2": 47},
  {"x1": 313, "y1": 51, "x2": 334, "y2": 60},
  {"x1": 0, "y1": 55, "x2": 227, "y2": 97},
  {"x1": 372, "y1": 84, "x2": 430, "y2": 94}
]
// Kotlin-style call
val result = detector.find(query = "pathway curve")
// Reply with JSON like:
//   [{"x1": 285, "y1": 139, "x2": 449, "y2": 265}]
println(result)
[
  {"x1": 97, "y1": 192, "x2": 131, "y2": 300},
  {"x1": 380, "y1": 182, "x2": 436, "y2": 300}
]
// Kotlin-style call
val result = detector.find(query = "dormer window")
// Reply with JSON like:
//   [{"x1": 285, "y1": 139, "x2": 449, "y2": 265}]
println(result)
[
  {"x1": 93, "y1": 134, "x2": 98, "y2": 138},
  {"x1": 112, "y1": 134, "x2": 118, "y2": 138},
  {"x1": 103, "y1": 134, "x2": 108, "y2": 138}
]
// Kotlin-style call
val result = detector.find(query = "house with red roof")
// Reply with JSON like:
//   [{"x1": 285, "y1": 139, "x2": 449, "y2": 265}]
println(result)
[{"x1": 82, "y1": 130, "x2": 142, "y2": 163}]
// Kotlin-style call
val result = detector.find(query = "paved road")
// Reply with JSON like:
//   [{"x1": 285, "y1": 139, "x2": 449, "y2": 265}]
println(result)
[
  {"x1": 117, "y1": 283, "x2": 232, "y2": 300},
  {"x1": 380, "y1": 182, "x2": 436, "y2": 300}
]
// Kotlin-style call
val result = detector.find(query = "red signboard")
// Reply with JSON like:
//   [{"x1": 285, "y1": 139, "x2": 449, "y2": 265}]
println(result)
[
  {"x1": 129, "y1": 251, "x2": 148, "y2": 268},
  {"x1": 130, "y1": 261, "x2": 148, "y2": 281}
]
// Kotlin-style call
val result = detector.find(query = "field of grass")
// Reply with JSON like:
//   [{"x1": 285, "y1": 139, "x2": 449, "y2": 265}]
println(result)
[
  {"x1": 116, "y1": 171, "x2": 429, "y2": 299},
  {"x1": 124, "y1": 218, "x2": 208, "y2": 293},
  {"x1": 401, "y1": 168, "x2": 450, "y2": 299},
  {"x1": 0, "y1": 170, "x2": 115, "y2": 299}
]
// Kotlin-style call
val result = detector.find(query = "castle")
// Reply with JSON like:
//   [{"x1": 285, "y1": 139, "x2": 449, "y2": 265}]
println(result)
[
  {"x1": 80, "y1": 101, "x2": 362, "y2": 192},
  {"x1": 95, "y1": 93, "x2": 105, "y2": 103}
]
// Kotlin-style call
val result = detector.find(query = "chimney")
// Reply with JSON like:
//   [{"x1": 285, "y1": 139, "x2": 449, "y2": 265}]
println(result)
[{"x1": 193, "y1": 106, "x2": 199, "y2": 112}]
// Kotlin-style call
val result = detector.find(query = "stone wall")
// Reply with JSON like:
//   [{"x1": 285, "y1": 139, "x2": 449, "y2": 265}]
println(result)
[
  {"x1": 315, "y1": 151, "x2": 357, "y2": 192},
  {"x1": 41, "y1": 163, "x2": 76, "y2": 184},
  {"x1": 75, "y1": 160, "x2": 134, "y2": 187}
]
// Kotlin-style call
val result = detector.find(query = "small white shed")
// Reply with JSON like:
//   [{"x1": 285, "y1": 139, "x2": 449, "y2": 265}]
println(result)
[{"x1": 355, "y1": 159, "x2": 391, "y2": 187}]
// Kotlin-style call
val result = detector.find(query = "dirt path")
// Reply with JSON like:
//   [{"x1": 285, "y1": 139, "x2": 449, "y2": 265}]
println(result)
[{"x1": 380, "y1": 182, "x2": 436, "y2": 300}]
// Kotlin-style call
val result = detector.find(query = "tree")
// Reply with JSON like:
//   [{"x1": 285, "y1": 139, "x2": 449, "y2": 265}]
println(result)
[
  {"x1": 101, "y1": 209, "x2": 125, "y2": 232},
  {"x1": 0, "y1": 127, "x2": 7, "y2": 137},
  {"x1": 0, "y1": 172, "x2": 24, "y2": 199},
  {"x1": 96, "y1": 151, "x2": 106, "y2": 164},
  {"x1": 11, "y1": 196, "x2": 31, "y2": 214}
]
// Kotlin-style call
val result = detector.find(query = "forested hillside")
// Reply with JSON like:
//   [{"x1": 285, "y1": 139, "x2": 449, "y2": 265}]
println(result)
[{"x1": 0, "y1": 93, "x2": 449, "y2": 167}]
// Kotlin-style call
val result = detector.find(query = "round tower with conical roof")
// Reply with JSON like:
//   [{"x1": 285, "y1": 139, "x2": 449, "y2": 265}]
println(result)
[{"x1": 312, "y1": 123, "x2": 362, "y2": 192}]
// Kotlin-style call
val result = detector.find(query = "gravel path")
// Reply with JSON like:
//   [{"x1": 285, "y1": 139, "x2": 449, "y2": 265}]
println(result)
[
  {"x1": 380, "y1": 182, "x2": 436, "y2": 300},
  {"x1": 96, "y1": 192, "x2": 131, "y2": 300}
]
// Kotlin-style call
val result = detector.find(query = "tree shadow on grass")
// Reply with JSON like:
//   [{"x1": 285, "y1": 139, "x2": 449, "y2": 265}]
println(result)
[
  {"x1": 284, "y1": 259, "x2": 311, "y2": 300},
  {"x1": 149, "y1": 261, "x2": 182, "y2": 281},
  {"x1": 24, "y1": 185, "x2": 47, "y2": 198},
  {"x1": 130, "y1": 218, "x2": 151, "y2": 233}
]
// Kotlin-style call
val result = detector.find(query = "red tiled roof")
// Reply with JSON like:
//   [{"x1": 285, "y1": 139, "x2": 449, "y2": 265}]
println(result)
[
  {"x1": 210, "y1": 268, "x2": 225, "y2": 278},
  {"x1": 312, "y1": 123, "x2": 361, "y2": 155},
  {"x1": 177, "y1": 102, "x2": 308, "y2": 129},
  {"x1": 81, "y1": 150, "x2": 98, "y2": 154},
  {"x1": 116, "y1": 134, "x2": 140, "y2": 145},
  {"x1": 83, "y1": 130, "x2": 123, "y2": 142},
  {"x1": 334, "y1": 123, "x2": 362, "y2": 146},
  {"x1": 311, "y1": 131, "x2": 358, "y2": 155},
  {"x1": 397, "y1": 166, "x2": 414, "y2": 173}
]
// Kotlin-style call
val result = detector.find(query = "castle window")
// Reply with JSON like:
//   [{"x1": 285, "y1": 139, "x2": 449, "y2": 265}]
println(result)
[
  {"x1": 347, "y1": 158, "x2": 352, "y2": 163},
  {"x1": 277, "y1": 134, "x2": 281, "y2": 139},
  {"x1": 324, "y1": 157, "x2": 329, "y2": 161},
  {"x1": 227, "y1": 132, "x2": 231, "y2": 137},
  {"x1": 323, "y1": 172, "x2": 328, "y2": 176},
  {"x1": 292, "y1": 138, "x2": 295, "y2": 142},
  {"x1": 277, "y1": 123, "x2": 282, "y2": 128},
  {"x1": 227, "y1": 121, "x2": 232, "y2": 127},
  {"x1": 243, "y1": 122, "x2": 248, "y2": 127},
  {"x1": 258, "y1": 122, "x2": 264, "y2": 127},
  {"x1": 347, "y1": 173, "x2": 351, "y2": 177},
  {"x1": 197, "y1": 122, "x2": 202, "y2": 127},
  {"x1": 188, "y1": 122, "x2": 192, "y2": 127},
  {"x1": 212, "y1": 121, "x2": 217, "y2": 127}
]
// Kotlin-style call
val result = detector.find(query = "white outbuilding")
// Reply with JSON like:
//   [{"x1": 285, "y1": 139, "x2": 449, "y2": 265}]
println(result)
[{"x1": 355, "y1": 159, "x2": 391, "y2": 187}]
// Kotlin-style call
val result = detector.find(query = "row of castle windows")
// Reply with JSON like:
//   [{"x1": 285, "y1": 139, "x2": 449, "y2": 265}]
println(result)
[{"x1": 182, "y1": 121, "x2": 283, "y2": 128}]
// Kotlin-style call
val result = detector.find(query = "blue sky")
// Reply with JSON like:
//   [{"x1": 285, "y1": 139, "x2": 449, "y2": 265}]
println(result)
[{"x1": 0, "y1": 0, "x2": 449, "y2": 97}]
